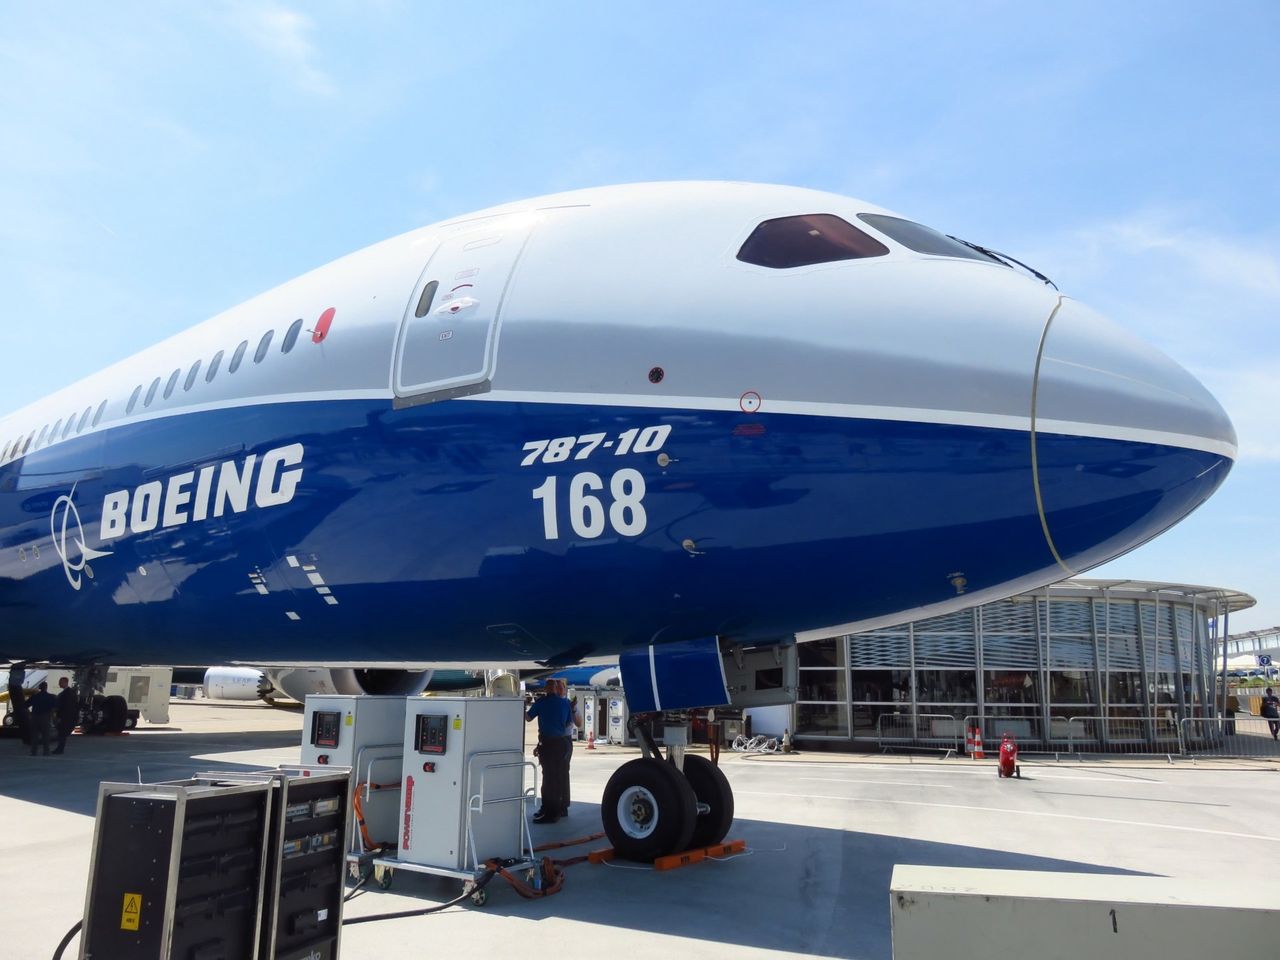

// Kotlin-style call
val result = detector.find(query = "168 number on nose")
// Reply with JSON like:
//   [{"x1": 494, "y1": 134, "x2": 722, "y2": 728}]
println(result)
[{"x1": 531, "y1": 469, "x2": 646, "y2": 540}]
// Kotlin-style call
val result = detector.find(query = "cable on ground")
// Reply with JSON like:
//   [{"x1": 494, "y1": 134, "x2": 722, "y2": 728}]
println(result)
[
  {"x1": 342, "y1": 866, "x2": 497, "y2": 925},
  {"x1": 51, "y1": 919, "x2": 81, "y2": 960}
]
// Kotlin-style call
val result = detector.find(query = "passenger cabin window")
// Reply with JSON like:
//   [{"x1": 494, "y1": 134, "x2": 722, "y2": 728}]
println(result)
[
  {"x1": 77, "y1": 406, "x2": 91, "y2": 433},
  {"x1": 36, "y1": 425, "x2": 49, "y2": 448},
  {"x1": 184, "y1": 361, "x2": 202, "y2": 391},
  {"x1": 206, "y1": 350, "x2": 224, "y2": 382},
  {"x1": 856, "y1": 214, "x2": 999, "y2": 263},
  {"x1": 62, "y1": 416, "x2": 76, "y2": 439},
  {"x1": 127, "y1": 385, "x2": 142, "y2": 415},
  {"x1": 281, "y1": 318, "x2": 303, "y2": 354},
  {"x1": 229, "y1": 340, "x2": 248, "y2": 374},
  {"x1": 50, "y1": 419, "x2": 63, "y2": 442},
  {"x1": 737, "y1": 214, "x2": 889, "y2": 269},
  {"x1": 254, "y1": 330, "x2": 274, "y2": 364},
  {"x1": 93, "y1": 400, "x2": 107, "y2": 427},
  {"x1": 163, "y1": 369, "x2": 180, "y2": 400},
  {"x1": 144, "y1": 377, "x2": 161, "y2": 407}
]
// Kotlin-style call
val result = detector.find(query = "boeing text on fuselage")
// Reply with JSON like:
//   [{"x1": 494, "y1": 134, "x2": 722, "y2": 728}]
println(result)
[{"x1": 97, "y1": 443, "x2": 304, "y2": 544}]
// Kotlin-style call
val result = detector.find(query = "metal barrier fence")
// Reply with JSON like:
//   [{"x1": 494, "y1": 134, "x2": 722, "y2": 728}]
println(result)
[
  {"x1": 1060, "y1": 715, "x2": 1183, "y2": 757},
  {"x1": 1181, "y1": 716, "x2": 1280, "y2": 760},
  {"x1": 961, "y1": 714, "x2": 1185, "y2": 758},
  {"x1": 875, "y1": 713, "x2": 963, "y2": 755},
  {"x1": 873, "y1": 712, "x2": 1280, "y2": 760}
]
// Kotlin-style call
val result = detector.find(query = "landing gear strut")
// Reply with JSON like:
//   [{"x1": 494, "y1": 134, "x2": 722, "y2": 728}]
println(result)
[
  {"x1": 74, "y1": 665, "x2": 129, "y2": 735},
  {"x1": 600, "y1": 713, "x2": 735, "y2": 862}
]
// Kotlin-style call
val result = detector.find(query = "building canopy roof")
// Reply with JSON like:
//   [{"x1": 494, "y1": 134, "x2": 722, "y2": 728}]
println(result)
[{"x1": 1046, "y1": 578, "x2": 1255, "y2": 615}]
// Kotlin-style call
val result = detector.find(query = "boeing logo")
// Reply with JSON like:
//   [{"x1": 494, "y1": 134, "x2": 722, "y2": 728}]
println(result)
[
  {"x1": 100, "y1": 442, "x2": 305, "y2": 542},
  {"x1": 50, "y1": 486, "x2": 113, "y2": 591}
]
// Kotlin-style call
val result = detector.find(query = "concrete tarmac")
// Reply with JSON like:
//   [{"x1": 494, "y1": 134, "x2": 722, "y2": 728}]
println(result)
[{"x1": 2, "y1": 700, "x2": 1277, "y2": 960}]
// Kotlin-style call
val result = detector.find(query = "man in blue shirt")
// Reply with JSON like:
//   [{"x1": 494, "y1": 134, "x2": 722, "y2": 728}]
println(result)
[
  {"x1": 526, "y1": 679, "x2": 580, "y2": 823},
  {"x1": 27, "y1": 681, "x2": 57, "y2": 757}
]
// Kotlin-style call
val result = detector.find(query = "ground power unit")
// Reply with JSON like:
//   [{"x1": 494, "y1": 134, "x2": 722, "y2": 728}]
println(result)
[
  {"x1": 80, "y1": 768, "x2": 352, "y2": 960},
  {"x1": 195, "y1": 767, "x2": 352, "y2": 960},
  {"x1": 300, "y1": 694, "x2": 407, "y2": 856},
  {"x1": 370, "y1": 696, "x2": 536, "y2": 896},
  {"x1": 81, "y1": 779, "x2": 273, "y2": 960}
]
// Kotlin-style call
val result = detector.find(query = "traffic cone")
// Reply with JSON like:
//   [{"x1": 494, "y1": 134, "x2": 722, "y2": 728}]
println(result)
[
  {"x1": 586, "y1": 729, "x2": 596, "y2": 750},
  {"x1": 965, "y1": 726, "x2": 975, "y2": 755},
  {"x1": 972, "y1": 729, "x2": 985, "y2": 760}
]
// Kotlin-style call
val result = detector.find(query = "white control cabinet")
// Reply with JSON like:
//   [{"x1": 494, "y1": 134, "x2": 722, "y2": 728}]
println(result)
[
  {"x1": 300, "y1": 695, "x2": 407, "y2": 850},
  {"x1": 397, "y1": 697, "x2": 527, "y2": 872}
]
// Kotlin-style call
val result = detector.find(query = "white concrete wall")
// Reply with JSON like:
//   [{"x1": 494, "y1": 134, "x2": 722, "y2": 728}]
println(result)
[{"x1": 891, "y1": 865, "x2": 1280, "y2": 959}]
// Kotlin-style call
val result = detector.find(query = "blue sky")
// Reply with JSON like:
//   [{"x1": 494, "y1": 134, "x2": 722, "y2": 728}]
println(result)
[{"x1": 2, "y1": 2, "x2": 1277, "y2": 632}]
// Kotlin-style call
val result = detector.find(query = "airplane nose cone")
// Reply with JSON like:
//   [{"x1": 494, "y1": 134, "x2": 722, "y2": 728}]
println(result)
[{"x1": 1031, "y1": 297, "x2": 1235, "y2": 573}]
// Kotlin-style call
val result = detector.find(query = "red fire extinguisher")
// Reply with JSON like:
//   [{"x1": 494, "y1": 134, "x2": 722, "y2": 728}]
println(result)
[{"x1": 997, "y1": 733, "x2": 1020, "y2": 778}]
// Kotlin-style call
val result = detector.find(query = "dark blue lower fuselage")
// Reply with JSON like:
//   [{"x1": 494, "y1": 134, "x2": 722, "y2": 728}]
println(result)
[{"x1": 0, "y1": 398, "x2": 1227, "y2": 666}]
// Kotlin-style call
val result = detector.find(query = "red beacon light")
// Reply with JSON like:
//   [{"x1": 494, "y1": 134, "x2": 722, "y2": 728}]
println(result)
[{"x1": 312, "y1": 307, "x2": 336, "y2": 344}]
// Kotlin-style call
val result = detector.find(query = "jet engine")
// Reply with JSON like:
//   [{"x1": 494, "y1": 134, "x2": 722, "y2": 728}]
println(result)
[{"x1": 268, "y1": 667, "x2": 434, "y2": 703}]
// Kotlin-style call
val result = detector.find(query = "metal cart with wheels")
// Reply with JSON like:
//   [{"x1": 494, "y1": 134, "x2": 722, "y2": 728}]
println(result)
[{"x1": 365, "y1": 752, "x2": 539, "y2": 904}]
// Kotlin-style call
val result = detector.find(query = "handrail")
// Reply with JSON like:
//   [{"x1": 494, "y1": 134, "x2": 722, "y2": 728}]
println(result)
[
  {"x1": 463, "y1": 750, "x2": 536, "y2": 872},
  {"x1": 349, "y1": 742, "x2": 404, "y2": 857}
]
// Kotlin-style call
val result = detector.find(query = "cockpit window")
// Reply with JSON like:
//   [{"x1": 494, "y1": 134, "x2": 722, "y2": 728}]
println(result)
[
  {"x1": 737, "y1": 214, "x2": 888, "y2": 269},
  {"x1": 856, "y1": 214, "x2": 999, "y2": 263}
]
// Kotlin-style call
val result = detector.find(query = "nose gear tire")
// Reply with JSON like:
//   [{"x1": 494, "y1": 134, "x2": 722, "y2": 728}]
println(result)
[
  {"x1": 601, "y1": 758, "x2": 696, "y2": 862},
  {"x1": 681, "y1": 754, "x2": 734, "y2": 849}
]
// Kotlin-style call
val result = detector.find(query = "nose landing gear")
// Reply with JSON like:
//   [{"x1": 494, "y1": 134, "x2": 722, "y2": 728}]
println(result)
[{"x1": 600, "y1": 714, "x2": 735, "y2": 862}]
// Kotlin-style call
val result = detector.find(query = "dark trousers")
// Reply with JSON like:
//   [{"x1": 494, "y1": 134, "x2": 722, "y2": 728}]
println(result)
[
  {"x1": 537, "y1": 736, "x2": 572, "y2": 816},
  {"x1": 55, "y1": 719, "x2": 76, "y2": 753},
  {"x1": 30, "y1": 715, "x2": 54, "y2": 755}
]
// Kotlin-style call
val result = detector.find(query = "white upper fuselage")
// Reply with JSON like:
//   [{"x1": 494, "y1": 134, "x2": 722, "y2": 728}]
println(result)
[{"x1": 0, "y1": 181, "x2": 1234, "y2": 470}]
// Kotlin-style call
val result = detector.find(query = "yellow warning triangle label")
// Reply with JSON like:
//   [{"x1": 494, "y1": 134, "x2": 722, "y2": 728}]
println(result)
[{"x1": 121, "y1": 892, "x2": 141, "y2": 931}]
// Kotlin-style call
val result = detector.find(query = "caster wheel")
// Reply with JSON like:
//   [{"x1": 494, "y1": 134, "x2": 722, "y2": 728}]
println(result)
[
  {"x1": 376, "y1": 870, "x2": 393, "y2": 890},
  {"x1": 470, "y1": 887, "x2": 488, "y2": 906}
]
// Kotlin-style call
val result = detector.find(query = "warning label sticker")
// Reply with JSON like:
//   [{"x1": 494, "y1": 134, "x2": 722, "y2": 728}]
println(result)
[{"x1": 121, "y1": 892, "x2": 141, "y2": 931}]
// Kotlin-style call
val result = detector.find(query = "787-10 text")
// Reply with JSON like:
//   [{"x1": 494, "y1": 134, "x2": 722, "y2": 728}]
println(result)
[{"x1": 520, "y1": 425, "x2": 671, "y2": 466}]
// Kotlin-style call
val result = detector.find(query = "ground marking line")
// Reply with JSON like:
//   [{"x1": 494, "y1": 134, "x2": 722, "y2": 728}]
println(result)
[
  {"x1": 734, "y1": 790, "x2": 1279, "y2": 843},
  {"x1": 1031, "y1": 791, "x2": 1229, "y2": 808},
  {"x1": 754, "y1": 768, "x2": 1166, "y2": 785},
  {"x1": 789, "y1": 777, "x2": 959, "y2": 790}
]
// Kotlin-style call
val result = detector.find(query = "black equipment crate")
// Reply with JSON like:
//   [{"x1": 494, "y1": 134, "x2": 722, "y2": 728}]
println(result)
[{"x1": 81, "y1": 780, "x2": 272, "y2": 959}]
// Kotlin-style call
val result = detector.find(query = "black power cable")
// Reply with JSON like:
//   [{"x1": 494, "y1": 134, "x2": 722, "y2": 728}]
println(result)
[
  {"x1": 51, "y1": 919, "x2": 81, "y2": 960},
  {"x1": 341, "y1": 865, "x2": 497, "y2": 925}
]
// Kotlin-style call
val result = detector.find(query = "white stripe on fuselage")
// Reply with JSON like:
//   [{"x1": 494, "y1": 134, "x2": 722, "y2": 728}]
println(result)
[
  {"x1": 475, "y1": 389, "x2": 1238, "y2": 460},
  {"x1": 0, "y1": 387, "x2": 1235, "y2": 467}
]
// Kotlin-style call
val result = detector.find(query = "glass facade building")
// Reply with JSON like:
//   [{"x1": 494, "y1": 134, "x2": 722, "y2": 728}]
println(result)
[
  {"x1": 793, "y1": 579, "x2": 1254, "y2": 750},
  {"x1": 1225, "y1": 628, "x2": 1280, "y2": 659}
]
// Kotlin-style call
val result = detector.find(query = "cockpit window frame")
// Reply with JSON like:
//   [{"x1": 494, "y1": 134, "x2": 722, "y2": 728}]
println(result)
[
  {"x1": 736, "y1": 213, "x2": 890, "y2": 270},
  {"x1": 856, "y1": 213, "x2": 1001, "y2": 264}
]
